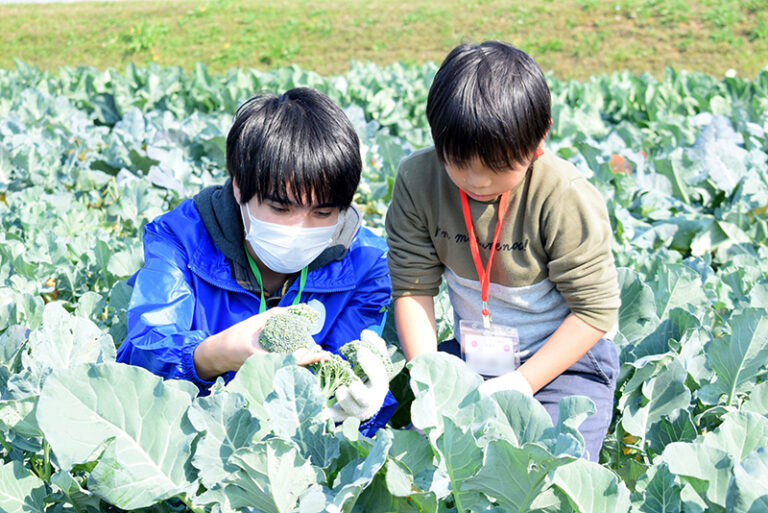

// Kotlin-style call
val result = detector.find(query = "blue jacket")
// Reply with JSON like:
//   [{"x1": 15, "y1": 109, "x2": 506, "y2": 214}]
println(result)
[{"x1": 116, "y1": 185, "x2": 396, "y2": 435}]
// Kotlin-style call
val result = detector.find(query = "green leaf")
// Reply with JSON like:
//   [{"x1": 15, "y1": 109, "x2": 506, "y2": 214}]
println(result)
[
  {"x1": 486, "y1": 390, "x2": 553, "y2": 446},
  {"x1": 0, "y1": 395, "x2": 40, "y2": 439},
  {"x1": 383, "y1": 459, "x2": 413, "y2": 497},
  {"x1": 552, "y1": 459, "x2": 631, "y2": 513},
  {"x1": 700, "y1": 308, "x2": 768, "y2": 406},
  {"x1": 36, "y1": 362, "x2": 198, "y2": 509},
  {"x1": 50, "y1": 470, "x2": 103, "y2": 513},
  {"x1": 389, "y1": 428, "x2": 434, "y2": 478},
  {"x1": 434, "y1": 417, "x2": 488, "y2": 513},
  {"x1": 651, "y1": 264, "x2": 708, "y2": 321},
  {"x1": 354, "y1": 472, "x2": 434, "y2": 513},
  {"x1": 266, "y1": 366, "x2": 325, "y2": 444},
  {"x1": 0, "y1": 303, "x2": 115, "y2": 438},
  {"x1": 620, "y1": 357, "x2": 691, "y2": 440},
  {"x1": 540, "y1": 396, "x2": 595, "y2": 459},
  {"x1": 227, "y1": 352, "x2": 295, "y2": 421},
  {"x1": 23, "y1": 302, "x2": 116, "y2": 370},
  {"x1": 742, "y1": 381, "x2": 768, "y2": 415},
  {"x1": 632, "y1": 463, "x2": 682, "y2": 513},
  {"x1": 653, "y1": 149, "x2": 692, "y2": 204},
  {"x1": 224, "y1": 438, "x2": 319, "y2": 513},
  {"x1": 616, "y1": 268, "x2": 660, "y2": 345},
  {"x1": 464, "y1": 440, "x2": 574, "y2": 513},
  {"x1": 75, "y1": 291, "x2": 106, "y2": 320},
  {"x1": 330, "y1": 429, "x2": 393, "y2": 513},
  {"x1": 661, "y1": 442, "x2": 732, "y2": 507},
  {"x1": 632, "y1": 308, "x2": 700, "y2": 360},
  {"x1": 646, "y1": 408, "x2": 697, "y2": 456},
  {"x1": 0, "y1": 460, "x2": 47, "y2": 513},
  {"x1": 388, "y1": 428, "x2": 441, "y2": 495},
  {"x1": 407, "y1": 352, "x2": 484, "y2": 437},
  {"x1": 726, "y1": 447, "x2": 768, "y2": 512},
  {"x1": 265, "y1": 366, "x2": 341, "y2": 470},
  {"x1": 106, "y1": 248, "x2": 143, "y2": 278},
  {"x1": 702, "y1": 410, "x2": 768, "y2": 464},
  {"x1": 187, "y1": 390, "x2": 261, "y2": 489},
  {"x1": 0, "y1": 325, "x2": 27, "y2": 368}
]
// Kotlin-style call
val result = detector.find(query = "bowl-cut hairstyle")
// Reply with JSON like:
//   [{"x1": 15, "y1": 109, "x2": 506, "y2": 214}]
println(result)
[
  {"x1": 227, "y1": 87, "x2": 362, "y2": 208},
  {"x1": 427, "y1": 41, "x2": 551, "y2": 171}
]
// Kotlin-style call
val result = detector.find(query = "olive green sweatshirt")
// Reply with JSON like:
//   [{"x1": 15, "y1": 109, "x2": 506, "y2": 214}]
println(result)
[{"x1": 385, "y1": 147, "x2": 619, "y2": 355}]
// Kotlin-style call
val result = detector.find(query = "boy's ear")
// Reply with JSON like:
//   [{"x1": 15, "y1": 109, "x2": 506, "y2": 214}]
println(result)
[
  {"x1": 232, "y1": 179, "x2": 241, "y2": 204},
  {"x1": 536, "y1": 120, "x2": 552, "y2": 154}
]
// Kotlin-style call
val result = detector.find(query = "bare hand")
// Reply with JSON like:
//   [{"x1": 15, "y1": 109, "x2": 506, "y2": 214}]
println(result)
[
  {"x1": 292, "y1": 347, "x2": 331, "y2": 366},
  {"x1": 194, "y1": 307, "x2": 286, "y2": 379}
]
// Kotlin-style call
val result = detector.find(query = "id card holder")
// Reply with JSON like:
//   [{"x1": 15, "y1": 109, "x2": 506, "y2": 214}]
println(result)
[{"x1": 459, "y1": 320, "x2": 520, "y2": 377}]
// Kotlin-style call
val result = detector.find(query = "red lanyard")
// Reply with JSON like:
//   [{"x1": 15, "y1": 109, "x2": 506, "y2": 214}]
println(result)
[{"x1": 459, "y1": 190, "x2": 510, "y2": 328}]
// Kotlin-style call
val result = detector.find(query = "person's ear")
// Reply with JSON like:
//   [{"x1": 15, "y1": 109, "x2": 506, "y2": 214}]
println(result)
[
  {"x1": 232, "y1": 179, "x2": 242, "y2": 204},
  {"x1": 536, "y1": 120, "x2": 552, "y2": 154}
]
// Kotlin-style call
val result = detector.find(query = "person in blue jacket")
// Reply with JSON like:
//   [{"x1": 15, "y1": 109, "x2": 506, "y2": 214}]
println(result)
[{"x1": 117, "y1": 87, "x2": 396, "y2": 435}]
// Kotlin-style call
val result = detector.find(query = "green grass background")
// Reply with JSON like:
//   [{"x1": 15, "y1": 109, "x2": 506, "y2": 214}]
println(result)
[{"x1": 1, "y1": 0, "x2": 768, "y2": 79}]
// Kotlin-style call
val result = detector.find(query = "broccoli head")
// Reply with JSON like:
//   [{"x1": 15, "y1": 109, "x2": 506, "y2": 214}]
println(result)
[
  {"x1": 339, "y1": 329, "x2": 396, "y2": 381},
  {"x1": 285, "y1": 303, "x2": 321, "y2": 325},
  {"x1": 258, "y1": 304, "x2": 320, "y2": 353},
  {"x1": 309, "y1": 354, "x2": 359, "y2": 401}
]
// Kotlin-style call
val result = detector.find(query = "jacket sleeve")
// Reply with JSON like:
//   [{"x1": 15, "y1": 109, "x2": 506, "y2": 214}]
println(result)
[
  {"x1": 319, "y1": 239, "x2": 392, "y2": 354},
  {"x1": 116, "y1": 218, "x2": 216, "y2": 391}
]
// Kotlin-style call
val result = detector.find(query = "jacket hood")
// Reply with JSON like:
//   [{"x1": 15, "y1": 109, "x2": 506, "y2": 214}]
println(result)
[{"x1": 193, "y1": 179, "x2": 362, "y2": 273}]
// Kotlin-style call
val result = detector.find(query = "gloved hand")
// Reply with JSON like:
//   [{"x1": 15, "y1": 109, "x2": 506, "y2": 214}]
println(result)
[
  {"x1": 478, "y1": 370, "x2": 533, "y2": 397},
  {"x1": 323, "y1": 346, "x2": 388, "y2": 422},
  {"x1": 359, "y1": 328, "x2": 387, "y2": 350}
]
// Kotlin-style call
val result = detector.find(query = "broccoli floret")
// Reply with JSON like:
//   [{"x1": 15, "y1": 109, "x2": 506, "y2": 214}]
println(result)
[
  {"x1": 339, "y1": 330, "x2": 396, "y2": 381},
  {"x1": 309, "y1": 354, "x2": 359, "y2": 401},
  {"x1": 285, "y1": 303, "x2": 320, "y2": 325},
  {"x1": 259, "y1": 305, "x2": 319, "y2": 353}
]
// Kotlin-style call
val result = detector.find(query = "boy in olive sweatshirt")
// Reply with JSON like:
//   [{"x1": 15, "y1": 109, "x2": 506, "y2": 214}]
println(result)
[{"x1": 385, "y1": 41, "x2": 620, "y2": 461}]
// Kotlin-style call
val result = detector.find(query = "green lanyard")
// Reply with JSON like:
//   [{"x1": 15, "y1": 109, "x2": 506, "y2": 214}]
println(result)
[{"x1": 244, "y1": 244, "x2": 308, "y2": 313}]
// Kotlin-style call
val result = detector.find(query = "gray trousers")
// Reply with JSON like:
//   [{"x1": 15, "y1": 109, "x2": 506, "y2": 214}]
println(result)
[{"x1": 437, "y1": 337, "x2": 619, "y2": 461}]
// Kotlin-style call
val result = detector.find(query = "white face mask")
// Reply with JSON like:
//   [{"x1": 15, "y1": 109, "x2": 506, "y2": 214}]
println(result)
[{"x1": 240, "y1": 203, "x2": 338, "y2": 274}]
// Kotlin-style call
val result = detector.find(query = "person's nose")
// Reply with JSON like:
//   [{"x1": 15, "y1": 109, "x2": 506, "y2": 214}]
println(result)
[{"x1": 465, "y1": 169, "x2": 491, "y2": 189}]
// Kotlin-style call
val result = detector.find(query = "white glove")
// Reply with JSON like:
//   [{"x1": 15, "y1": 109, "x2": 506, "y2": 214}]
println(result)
[
  {"x1": 359, "y1": 329, "x2": 388, "y2": 353},
  {"x1": 478, "y1": 370, "x2": 533, "y2": 397},
  {"x1": 324, "y1": 347, "x2": 388, "y2": 422}
]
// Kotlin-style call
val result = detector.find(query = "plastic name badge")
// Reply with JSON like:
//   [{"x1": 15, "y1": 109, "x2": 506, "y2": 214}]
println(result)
[{"x1": 459, "y1": 319, "x2": 520, "y2": 377}]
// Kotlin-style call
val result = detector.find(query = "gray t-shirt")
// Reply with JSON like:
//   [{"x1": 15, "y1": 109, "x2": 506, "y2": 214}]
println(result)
[{"x1": 385, "y1": 147, "x2": 620, "y2": 354}]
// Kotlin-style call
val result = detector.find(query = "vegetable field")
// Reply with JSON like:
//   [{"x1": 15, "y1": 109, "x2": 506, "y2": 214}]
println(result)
[{"x1": 1, "y1": 60, "x2": 768, "y2": 512}]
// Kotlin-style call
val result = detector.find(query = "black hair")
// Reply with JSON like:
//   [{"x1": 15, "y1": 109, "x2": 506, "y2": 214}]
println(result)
[
  {"x1": 227, "y1": 87, "x2": 361, "y2": 208},
  {"x1": 426, "y1": 41, "x2": 551, "y2": 171}
]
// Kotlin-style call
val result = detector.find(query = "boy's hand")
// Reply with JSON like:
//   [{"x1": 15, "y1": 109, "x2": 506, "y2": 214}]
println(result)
[
  {"x1": 478, "y1": 370, "x2": 533, "y2": 397},
  {"x1": 194, "y1": 307, "x2": 328, "y2": 379},
  {"x1": 323, "y1": 347, "x2": 388, "y2": 422},
  {"x1": 291, "y1": 347, "x2": 330, "y2": 366}
]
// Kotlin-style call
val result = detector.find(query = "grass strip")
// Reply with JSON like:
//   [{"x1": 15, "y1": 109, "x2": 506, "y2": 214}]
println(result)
[{"x1": 0, "y1": 0, "x2": 767, "y2": 79}]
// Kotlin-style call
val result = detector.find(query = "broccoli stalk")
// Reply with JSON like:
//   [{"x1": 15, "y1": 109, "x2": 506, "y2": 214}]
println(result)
[{"x1": 309, "y1": 354, "x2": 360, "y2": 402}]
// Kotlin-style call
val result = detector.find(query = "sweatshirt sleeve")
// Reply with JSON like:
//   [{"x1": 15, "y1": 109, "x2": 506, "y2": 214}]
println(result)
[
  {"x1": 541, "y1": 177, "x2": 620, "y2": 332},
  {"x1": 385, "y1": 159, "x2": 444, "y2": 298},
  {"x1": 116, "y1": 219, "x2": 216, "y2": 391}
]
